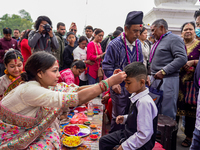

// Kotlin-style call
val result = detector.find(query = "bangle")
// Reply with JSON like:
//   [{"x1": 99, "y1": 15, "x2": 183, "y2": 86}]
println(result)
[
  {"x1": 99, "y1": 82, "x2": 106, "y2": 92},
  {"x1": 101, "y1": 80, "x2": 109, "y2": 91},
  {"x1": 98, "y1": 80, "x2": 109, "y2": 92}
]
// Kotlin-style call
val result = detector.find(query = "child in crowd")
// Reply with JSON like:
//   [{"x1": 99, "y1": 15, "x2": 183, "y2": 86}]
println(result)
[
  {"x1": 59, "y1": 60, "x2": 86, "y2": 86},
  {"x1": 99, "y1": 62, "x2": 158, "y2": 150},
  {"x1": 62, "y1": 32, "x2": 77, "y2": 69}
]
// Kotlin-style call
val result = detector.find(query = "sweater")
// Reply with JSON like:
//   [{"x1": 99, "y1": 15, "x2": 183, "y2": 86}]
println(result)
[
  {"x1": 150, "y1": 33, "x2": 187, "y2": 77},
  {"x1": 63, "y1": 45, "x2": 76, "y2": 69},
  {"x1": 0, "y1": 37, "x2": 19, "y2": 63}
]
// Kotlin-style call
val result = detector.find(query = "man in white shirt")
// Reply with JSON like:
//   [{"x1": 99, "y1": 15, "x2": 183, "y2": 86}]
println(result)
[{"x1": 85, "y1": 25, "x2": 93, "y2": 42}]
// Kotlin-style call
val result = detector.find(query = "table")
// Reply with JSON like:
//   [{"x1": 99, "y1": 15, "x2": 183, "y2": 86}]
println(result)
[{"x1": 61, "y1": 98, "x2": 104, "y2": 150}]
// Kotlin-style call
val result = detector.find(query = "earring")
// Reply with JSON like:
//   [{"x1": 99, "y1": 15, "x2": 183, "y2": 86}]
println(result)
[{"x1": 4, "y1": 69, "x2": 8, "y2": 74}]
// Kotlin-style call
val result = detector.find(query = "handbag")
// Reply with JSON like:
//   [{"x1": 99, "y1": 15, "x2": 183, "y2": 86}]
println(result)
[
  {"x1": 98, "y1": 66, "x2": 104, "y2": 78},
  {"x1": 148, "y1": 79, "x2": 163, "y2": 113},
  {"x1": 94, "y1": 42, "x2": 104, "y2": 78},
  {"x1": 185, "y1": 81, "x2": 196, "y2": 105}
]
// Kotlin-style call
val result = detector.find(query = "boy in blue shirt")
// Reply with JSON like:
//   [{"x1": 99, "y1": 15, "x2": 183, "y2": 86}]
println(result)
[{"x1": 99, "y1": 62, "x2": 158, "y2": 150}]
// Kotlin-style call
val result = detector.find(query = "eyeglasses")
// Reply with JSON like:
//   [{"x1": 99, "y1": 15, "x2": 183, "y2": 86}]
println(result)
[{"x1": 71, "y1": 29, "x2": 77, "y2": 32}]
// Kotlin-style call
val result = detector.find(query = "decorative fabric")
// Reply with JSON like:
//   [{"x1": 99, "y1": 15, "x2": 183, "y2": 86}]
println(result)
[
  {"x1": 0, "y1": 107, "x2": 61, "y2": 149},
  {"x1": 61, "y1": 93, "x2": 79, "y2": 108},
  {"x1": 0, "y1": 102, "x2": 44, "y2": 129},
  {"x1": 28, "y1": 127, "x2": 61, "y2": 150},
  {"x1": 49, "y1": 82, "x2": 79, "y2": 93},
  {"x1": 3, "y1": 76, "x2": 22, "y2": 97}
]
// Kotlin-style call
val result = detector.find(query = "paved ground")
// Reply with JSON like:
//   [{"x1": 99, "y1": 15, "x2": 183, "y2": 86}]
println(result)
[{"x1": 176, "y1": 118, "x2": 190, "y2": 150}]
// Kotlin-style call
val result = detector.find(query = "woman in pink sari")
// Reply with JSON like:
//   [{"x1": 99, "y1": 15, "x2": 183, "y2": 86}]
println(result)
[{"x1": 0, "y1": 51, "x2": 126, "y2": 149}]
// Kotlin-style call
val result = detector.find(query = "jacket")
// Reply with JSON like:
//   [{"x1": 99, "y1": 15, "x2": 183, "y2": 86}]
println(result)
[
  {"x1": 28, "y1": 30, "x2": 59, "y2": 53},
  {"x1": 52, "y1": 32, "x2": 65, "y2": 67}
]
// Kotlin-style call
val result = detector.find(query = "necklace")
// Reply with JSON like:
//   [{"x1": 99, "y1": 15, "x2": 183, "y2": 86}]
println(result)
[
  {"x1": 4, "y1": 69, "x2": 16, "y2": 82},
  {"x1": 185, "y1": 39, "x2": 195, "y2": 46},
  {"x1": 123, "y1": 32, "x2": 139, "y2": 64}
]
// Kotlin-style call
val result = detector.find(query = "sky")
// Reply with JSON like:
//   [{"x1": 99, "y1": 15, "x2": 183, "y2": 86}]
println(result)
[{"x1": 0, "y1": 0, "x2": 199, "y2": 36}]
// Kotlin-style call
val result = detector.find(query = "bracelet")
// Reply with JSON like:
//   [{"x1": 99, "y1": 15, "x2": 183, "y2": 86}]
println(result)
[
  {"x1": 98, "y1": 80, "x2": 109, "y2": 92},
  {"x1": 98, "y1": 82, "x2": 106, "y2": 92},
  {"x1": 101, "y1": 80, "x2": 109, "y2": 91}
]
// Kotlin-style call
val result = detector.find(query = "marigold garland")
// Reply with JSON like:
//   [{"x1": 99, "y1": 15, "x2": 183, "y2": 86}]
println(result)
[{"x1": 4, "y1": 69, "x2": 22, "y2": 82}]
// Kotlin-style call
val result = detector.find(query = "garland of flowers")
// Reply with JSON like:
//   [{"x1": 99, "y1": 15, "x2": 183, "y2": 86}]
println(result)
[
  {"x1": 4, "y1": 69, "x2": 18, "y2": 82},
  {"x1": 123, "y1": 32, "x2": 139, "y2": 63}
]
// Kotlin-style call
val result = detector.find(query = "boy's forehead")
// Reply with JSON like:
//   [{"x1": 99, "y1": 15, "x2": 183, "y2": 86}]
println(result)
[
  {"x1": 125, "y1": 77, "x2": 135, "y2": 81},
  {"x1": 125, "y1": 77, "x2": 130, "y2": 81},
  {"x1": 68, "y1": 34, "x2": 75, "y2": 38}
]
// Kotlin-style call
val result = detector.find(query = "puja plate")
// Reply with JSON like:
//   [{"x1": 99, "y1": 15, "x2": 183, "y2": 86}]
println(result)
[
  {"x1": 62, "y1": 137, "x2": 83, "y2": 148},
  {"x1": 63, "y1": 124, "x2": 90, "y2": 137}
]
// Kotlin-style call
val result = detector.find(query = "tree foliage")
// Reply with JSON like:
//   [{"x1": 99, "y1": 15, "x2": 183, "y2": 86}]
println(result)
[{"x1": 0, "y1": 9, "x2": 33, "y2": 37}]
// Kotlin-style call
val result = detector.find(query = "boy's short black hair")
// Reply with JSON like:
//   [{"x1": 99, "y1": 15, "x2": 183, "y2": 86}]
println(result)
[
  {"x1": 85, "y1": 25, "x2": 93, "y2": 31},
  {"x1": 124, "y1": 62, "x2": 147, "y2": 81},
  {"x1": 3, "y1": 28, "x2": 12, "y2": 34},
  {"x1": 66, "y1": 31, "x2": 75, "y2": 37}
]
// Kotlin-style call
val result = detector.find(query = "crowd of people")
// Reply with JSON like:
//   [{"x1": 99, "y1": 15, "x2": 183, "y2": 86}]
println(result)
[{"x1": 0, "y1": 9, "x2": 200, "y2": 150}]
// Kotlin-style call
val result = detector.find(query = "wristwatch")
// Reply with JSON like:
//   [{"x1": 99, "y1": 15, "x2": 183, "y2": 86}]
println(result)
[{"x1": 161, "y1": 69, "x2": 166, "y2": 76}]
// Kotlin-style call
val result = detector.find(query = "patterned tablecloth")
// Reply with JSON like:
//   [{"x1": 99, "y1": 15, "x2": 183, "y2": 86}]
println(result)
[{"x1": 61, "y1": 98, "x2": 103, "y2": 150}]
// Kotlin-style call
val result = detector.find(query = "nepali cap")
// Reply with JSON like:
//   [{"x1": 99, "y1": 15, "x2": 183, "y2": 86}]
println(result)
[{"x1": 125, "y1": 11, "x2": 143, "y2": 25}]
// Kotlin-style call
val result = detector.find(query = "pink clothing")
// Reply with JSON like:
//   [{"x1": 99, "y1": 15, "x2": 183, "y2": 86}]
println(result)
[
  {"x1": 59, "y1": 68, "x2": 80, "y2": 85},
  {"x1": 86, "y1": 41, "x2": 103, "y2": 79}
]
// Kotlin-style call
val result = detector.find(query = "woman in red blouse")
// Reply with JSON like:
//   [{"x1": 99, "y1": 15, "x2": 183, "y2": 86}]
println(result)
[
  {"x1": 86, "y1": 29, "x2": 105, "y2": 85},
  {"x1": 20, "y1": 30, "x2": 32, "y2": 70}
]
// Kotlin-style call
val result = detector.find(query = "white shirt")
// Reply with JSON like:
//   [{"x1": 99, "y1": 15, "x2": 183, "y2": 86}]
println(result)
[
  {"x1": 86, "y1": 36, "x2": 93, "y2": 42},
  {"x1": 125, "y1": 38, "x2": 136, "y2": 52},
  {"x1": 121, "y1": 88, "x2": 158, "y2": 150},
  {"x1": 73, "y1": 46, "x2": 88, "y2": 81}
]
